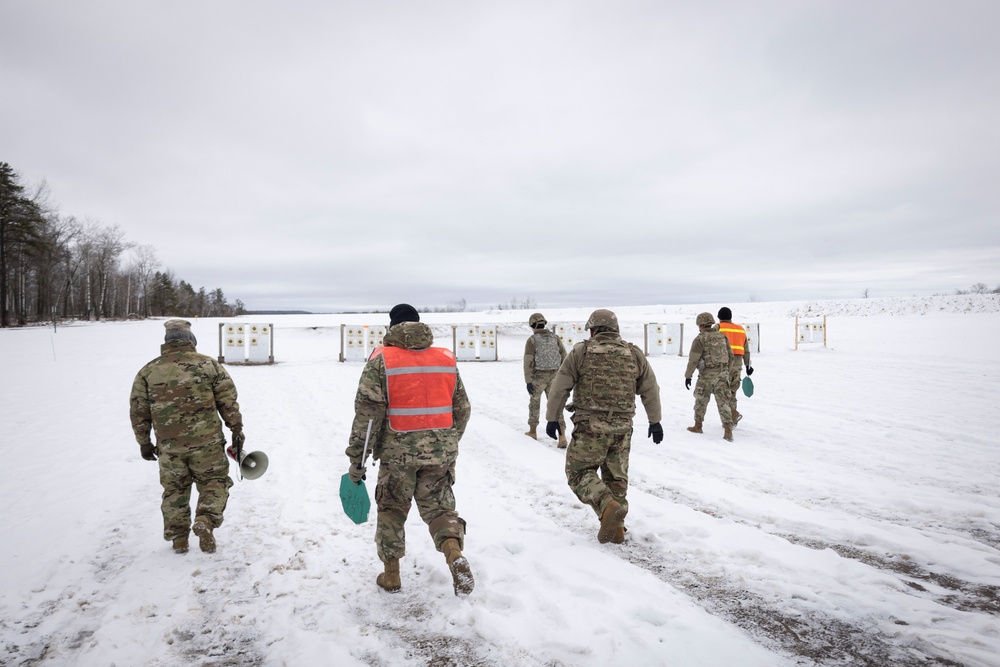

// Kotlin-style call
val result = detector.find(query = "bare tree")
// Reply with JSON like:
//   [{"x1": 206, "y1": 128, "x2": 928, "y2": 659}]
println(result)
[
  {"x1": 970, "y1": 282, "x2": 989, "y2": 294},
  {"x1": 128, "y1": 244, "x2": 159, "y2": 317},
  {"x1": 0, "y1": 161, "x2": 247, "y2": 324},
  {"x1": 90, "y1": 223, "x2": 130, "y2": 320}
]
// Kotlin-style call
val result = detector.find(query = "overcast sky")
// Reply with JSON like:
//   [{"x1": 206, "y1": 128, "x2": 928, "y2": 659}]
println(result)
[{"x1": 2, "y1": 1, "x2": 998, "y2": 312}]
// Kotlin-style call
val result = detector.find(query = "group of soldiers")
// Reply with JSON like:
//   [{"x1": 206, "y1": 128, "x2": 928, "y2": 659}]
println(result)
[
  {"x1": 128, "y1": 304, "x2": 753, "y2": 599},
  {"x1": 682, "y1": 307, "x2": 754, "y2": 442},
  {"x1": 524, "y1": 307, "x2": 753, "y2": 444}
]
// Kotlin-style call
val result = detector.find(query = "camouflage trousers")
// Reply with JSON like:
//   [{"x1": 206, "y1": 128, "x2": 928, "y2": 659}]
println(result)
[
  {"x1": 527, "y1": 369, "x2": 566, "y2": 431},
  {"x1": 158, "y1": 443, "x2": 233, "y2": 541},
  {"x1": 693, "y1": 370, "x2": 734, "y2": 427},
  {"x1": 727, "y1": 360, "x2": 744, "y2": 415},
  {"x1": 564, "y1": 418, "x2": 632, "y2": 519},
  {"x1": 374, "y1": 460, "x2": 466, "y2": 563}
]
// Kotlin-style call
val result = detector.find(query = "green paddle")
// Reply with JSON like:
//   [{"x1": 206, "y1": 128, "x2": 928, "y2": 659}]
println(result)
[{"x1": 340, "y1": 419, "x2": 373, "y2": 524}]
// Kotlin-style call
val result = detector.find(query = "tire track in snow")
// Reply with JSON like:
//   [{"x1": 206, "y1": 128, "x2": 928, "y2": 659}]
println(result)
[
  {"x1": 0, "y1": 509, "x2": 269, "y2": 667},
  {"x1": 630, "y1": 479, "x2": 1000, "y2": 618},
  {"x1": 468, "y1": 406, "x2": 975, "y2": 667}
]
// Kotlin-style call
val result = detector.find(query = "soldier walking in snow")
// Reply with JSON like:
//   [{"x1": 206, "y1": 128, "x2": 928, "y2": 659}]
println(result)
[
  {"x1": 684, "y1": 312, "x2": 736, "y2": 441},
  {"x1": 129, "y1": 319, "x2": 245, "y2": 554},
  {"x1": 544, "y1": 309, "x2": 662, "y2": 544},
  {"x1": 345, "y1": 304, "x2": 475, "y2": 596},
  {"x1": 523, "y1": 312, "x2": 568, "y2": 447},
  {"x1": 717, "y1": 307, "x2": 753, "y2": 427}
]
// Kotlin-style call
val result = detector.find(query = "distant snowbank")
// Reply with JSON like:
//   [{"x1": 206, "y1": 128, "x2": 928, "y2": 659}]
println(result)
[
  {"x1": 479, "y1": 293, "x2": 1000, "y2": 329},
  {"x1": 785, "y1": 293, "x2": 1000, "y2": 317}
]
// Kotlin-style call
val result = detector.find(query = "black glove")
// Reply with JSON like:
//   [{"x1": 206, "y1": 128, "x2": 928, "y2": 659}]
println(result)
[
  {"x1": 685, "y1": 378, "x2": 692, "y2": 390},
  {"x1": 348, "y1": 461, "x2": 367, "y2": 484},
  {"x1": 545, "y1": 421, "x2": 561, "y2": 440},
  {"x1": 140, "y1": 443, "x2": 157, "y2": 461},
  {"x1": 746, "y1": 366, "x2": 754, "y2": 376},
  {"x1": 648, "y1": 422, "x2": 663, "y2": 444},
  {"x1": 526, "y1": 383, "x2": 534, "y2": 395},
  {"x1": 232, "y1": 427, "x2": 245, "y2": 460}
]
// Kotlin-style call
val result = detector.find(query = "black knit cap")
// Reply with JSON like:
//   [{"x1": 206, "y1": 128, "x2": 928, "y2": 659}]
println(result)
[
  {"x1": 389, "y1": 303, "x2": 420, "y2": 327},
  {"x1": 718, "y1": 307, "x2": 732, "y2": 321}
]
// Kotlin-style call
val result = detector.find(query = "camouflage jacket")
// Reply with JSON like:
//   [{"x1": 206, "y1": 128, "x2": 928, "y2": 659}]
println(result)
[
  {"x1": 684, "y1": 327, "x2": 735, "y2": 379},
  {"x1": 346, "y1": 321, "x2": 471, "y2": 467},
  {"x1": 130, "y1": 340, "x2": 243, "y2": 453},
  {"x1": 545, "y1": 331, "x2": 661, "y2": 431},
  {"x1": 523, "y1": 330, "x2": 567, "y2": 381}
]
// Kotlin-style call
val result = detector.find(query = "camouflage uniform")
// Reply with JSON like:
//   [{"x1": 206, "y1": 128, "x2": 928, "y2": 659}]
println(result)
[
  {"x1": 684, "y1": 317, "x2": 735, "y2": 429},
  {"x1": 523, "y1": 327, "x2": 567, "y2": 433},
  {"x1": 130, "y1": 338, "x2": 242, "y2": 542},
  {"x1": 345, "y1": 321, "x2": 472, "y2": 563},
  {"x1": 546, "y1": 319, "x2": 661, "y2": 522}
]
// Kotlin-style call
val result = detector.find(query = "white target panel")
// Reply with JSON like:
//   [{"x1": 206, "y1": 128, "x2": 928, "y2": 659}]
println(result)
[
  {"x1": 454, "y1": 326, "x2": 478, "y2": 361},
  {"x1": 478, "y1": 325, "x2": 498, "y2": 361},
  {"x1": 368, "y1": 325, "x2": 387, "y2": 351},
  {"x1": 797, "y1": 321, "x2": 823, "y2": 343},
  {"x1": 644, "y1": 323, "x2": 683, "y2": 356},
  {"x1": 742, "y1": 323, "x2": 760, "y2": 354},
  {"x1": 340, "y1": 324, "x2": 388, "y2": 362},
  {"x1": 224, "y1": 323, "x2": 246, "y2": 363},
  {"x1": 342, "y1": 325, "x2": 370, "y2": 362},
  {"x1": 247, "y1": 323, "x2": 271, "y2": 363},
  {"x1": 452, "y1": 324, "x2": 497, "y2": 361},
  {"x1": 795, "y1": 316, "x2": 827, "y2": 349},
  {"x1": 555, "y1": 323, "x2": 586, "y2": 349}
]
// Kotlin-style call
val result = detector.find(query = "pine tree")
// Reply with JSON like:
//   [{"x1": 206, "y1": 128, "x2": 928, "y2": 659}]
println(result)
[{"x1": 0, "y1": 162, "x2": 45, "y2": 327}]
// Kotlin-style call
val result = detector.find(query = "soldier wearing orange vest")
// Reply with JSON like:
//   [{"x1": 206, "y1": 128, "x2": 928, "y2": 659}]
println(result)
[
  {"x1": 345, "y1": 304, "x2": 474, "y2": 596},
  {"x1": 717, "y1": 307, "x2": 754, "y2": 426}
]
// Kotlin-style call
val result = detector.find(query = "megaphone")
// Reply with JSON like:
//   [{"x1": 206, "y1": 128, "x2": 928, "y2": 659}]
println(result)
[{"x1": 227, "y1": 445, "x2": 269, "y2": 480}]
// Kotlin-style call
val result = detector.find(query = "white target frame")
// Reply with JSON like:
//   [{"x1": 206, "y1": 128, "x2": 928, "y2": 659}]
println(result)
[
  {"x1": 794, "y1": 315, "x2": 827, "y2": 350},
  {"x1": 218, "y1": 322, "x2": 275, "y2": 364},
  {"x1": 451, "y1": 324, "x2": 498, "y2": 361},
  {"x1": 339, "y1": 324, "x2": 387, "y2": 362},
  {"x1": 644, "y1": 323, "x2": 684, "y2": 356}
]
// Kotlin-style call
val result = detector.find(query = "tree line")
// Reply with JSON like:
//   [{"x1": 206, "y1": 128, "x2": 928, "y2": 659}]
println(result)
[
  {"x1": 955, "y1": 283, "x2": 1000, "y2": 295},
  {"x1": 0, "y1": 161, "x2": 244, "y2": 328}
]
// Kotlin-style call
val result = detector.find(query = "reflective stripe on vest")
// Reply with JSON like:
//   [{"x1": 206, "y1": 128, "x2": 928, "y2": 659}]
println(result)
[
  {"x1": 373, "y1": 346, "x2": 457, "y2": 432},
  {"x1": 718, "y1": 323, "x2": 746, "y2": 356}
]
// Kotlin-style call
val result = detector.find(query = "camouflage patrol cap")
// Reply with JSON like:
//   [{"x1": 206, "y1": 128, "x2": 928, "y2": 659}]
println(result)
[
  {"x1": 164, "y1": 319, "x2": 197, "y2": 344},
  {"x1": 528, "y1": 312, "x2": 547, "y2": 327},
  {"x1": 696, "y1": 312, "x2": 715, "y2": 327},
  {"x1": 585, "y1": 309, "x2": 619, "y2": 332}
]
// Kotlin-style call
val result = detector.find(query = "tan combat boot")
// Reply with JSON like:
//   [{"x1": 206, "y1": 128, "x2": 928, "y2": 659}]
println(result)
[
  {"x1": 732, "y1": 408, "x2": 743, "y2": 427},
  {"x1": 686, "y1": 421, "x2": 703, "y2": 434},
  {"x1": 524, "y1": 427, "x2": 537, "y2": 440},
  {"x1": 557, "y1": 433, "x2": 568, "y2": 448},
  {"x1": 192, "y1": 518, "x2": 216, "y2": 553},
  {"x1": 441, "y1": 538, "x2": 475, "y2": 596},
  {"x1": 597, "y1": 499, "x2": 627, "y2": 544},
  {"x1": 172, "y1": 536, "x2": 189, "y2": 554},
  {"x1": 723, "y1": 426, "x2": 734, "y2": 442},
  {"x1": 377, "y1": 558, "x2": 401, "y2": 592}
]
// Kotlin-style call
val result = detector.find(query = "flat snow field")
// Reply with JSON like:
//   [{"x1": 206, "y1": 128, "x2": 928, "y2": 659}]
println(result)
[{"x1": 1, "y1": 296, "x2": 998, "y2": 667}]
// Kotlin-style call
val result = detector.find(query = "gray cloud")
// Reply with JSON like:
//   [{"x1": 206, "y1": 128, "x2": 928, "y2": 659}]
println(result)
[{"x1": 3, "y1": 0, "x2": 998, "y2": 311}]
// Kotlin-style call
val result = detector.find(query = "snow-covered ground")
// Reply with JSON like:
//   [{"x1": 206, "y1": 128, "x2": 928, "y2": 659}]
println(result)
[{"x1": 1, "y1": 295, "x2": 998, "y2": 667}]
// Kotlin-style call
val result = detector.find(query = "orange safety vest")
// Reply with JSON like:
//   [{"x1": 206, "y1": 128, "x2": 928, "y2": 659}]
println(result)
[
  {"x1": 372, "y1": 346, "x2": 458, "y2": 432},
  {"x1": 718, "y1": 322, "x2": 747, "y2": 356}
]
